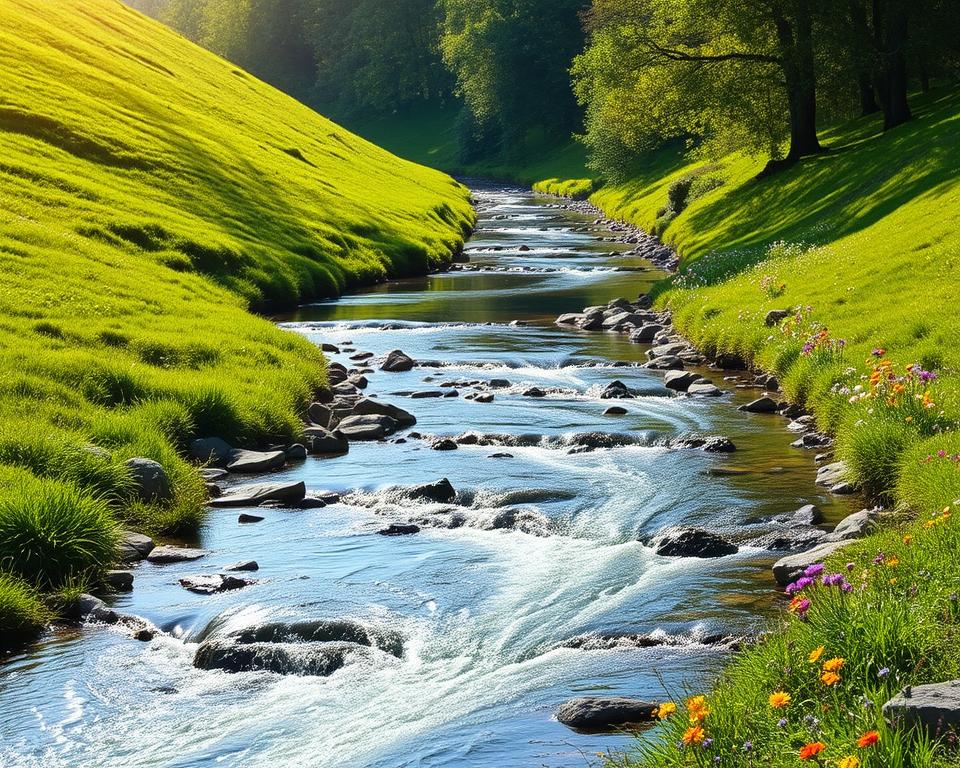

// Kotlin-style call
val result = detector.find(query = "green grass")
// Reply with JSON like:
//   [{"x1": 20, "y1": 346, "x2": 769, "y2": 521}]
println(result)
[
  {"x1": 0, "y1": 573, "x2": 51, "y2": 649},
  {"x1": 0, "y1": 0, "x2": 473, "y2": 638},
  {"x1": 524, "y1": 88, "x2": 960, "y2": 767}
]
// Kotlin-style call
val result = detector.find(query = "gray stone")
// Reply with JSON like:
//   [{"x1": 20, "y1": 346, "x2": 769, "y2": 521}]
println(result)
[
  {"x1": 579, "y1": 311, "x2": 605, "y2": 330},
  {"x1": 308, "y1": 402, "x2": 332, "y2": 427},
  {"x1": 749, "y1": 526, "x2": 826, "y2": 552},
  {"x1": 765, "y1": 309, "x2": 792, "y2": 327},
  {"x1": 647, "y1": 342, "x2": 689, "y2": 359},
  {"x1": 663, "y1": 370, "x2": 703, "y2": 392},
  {"x1": 738, "y1": 397, "x2": 779, "y2": 414},
  {"x1": 474, "y1": 393, "x2": 494, "y2": 403},
  {"x1": 883, "y1": 680, "x2": 960, "y2": 739},
  {"x1": 378, "y1": 523, "x2": 421, "y2": 536},
  {"x1": 687, "y1": 383, "x2": 723, "y2": 397},
  {"x1": 336, "y1": 414, "x2": 398, "y2": 440},
  {"x1": 824, "y1": 508, "x2": 880, "y2": 542},
  {"x1": 644, "y1": 355, "x2": 684, "y2": 370},
  {"x1": 629, "y1": 324, "x2": 662, "y2": 343},
  {"x1": 238, "y1": 513, "x2": 264, "y2": 524},
  {"x1": 320, "y1": 343, "x2": 340, "y2": 353},
  {"x1": 284, "y1": 444, "x2": 308, "y2": 461},
  {"x1": 193, "y1": 639, "x2": 370, "y2": 677},
  {"x1": 556, "y1": 313, "x2": 585, "y2": 326},
  {"x1": 103, "y1": 570, "x2": 134, "y2": 592},
  {"x1": 410, "y1": 390, "x2": 444, "y2": 399},
  {"x1": 125, "y1": 458, "x2": 171, "y2": 502},
  {"x1": 349, "y1": 398, "x2": 416, "y2": 427},
  {"x1": 190, "y1": 437, "x2": 234, "y2": 467},
  {"x1": 830, "y1": 482, "x2": 858, "y2": 495},
  {"x1": 179, "y1": 574, "x2": 253, "y2": 595},
  {"x1": 523, "y1": 387, "x2": 546, "y2": 397},
  {"x1": 225, "y1": 560, "x2": 259, "y2": 572},
  {"x1": 69, "y1": 594, "x2": 118, "y2": 624},
  {"x1": 649, "y1": 527, "x2": 738, "y2": 558},
  {"x1": 200, "y1": 468, "x2": 228, "y2": 481},
  {"x1": 816, "y1": 461, "x2": 849, "y2": 488},
  {"x1": 209, "y1": 480, "x2": 306, "y2": 508},
  {"x1": 302, "y1": 427, "x2": 349, "y2": 456},
  {"x1": 146, "y1": 546, "x2": 208, "y2": 564},
  {"x1": 772, "y1": 541, "x2": 854, "y2": 586},
  {"x1": 431, "y1": 438, "x2": 458, "y2": 451},
  {"x1": 790, "y1": 504, "x2": 825, "y2": 526},
  {"x1": 405, "y1": 478, "x2": 456, "y2": 503},
  {"x1": 382, "y1": 349, "x2": 415, "y2": 372},
  {"x1": 119, "y1": 531, "x2": 155, "y2": 562},
  {"x1": 226, "y1": 449, "x2": 286, "y2": 474},
  {"x1": 555, "y1": 697, "x2": 658, "y2": 732}
]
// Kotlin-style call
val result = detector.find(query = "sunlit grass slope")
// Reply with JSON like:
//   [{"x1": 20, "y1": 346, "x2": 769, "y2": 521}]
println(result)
[{"x1": 0, "y1": 0, "x2": 473, "y2": 642}]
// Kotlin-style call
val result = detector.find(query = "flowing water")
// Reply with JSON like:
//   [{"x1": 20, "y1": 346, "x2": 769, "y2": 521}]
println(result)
[{"x1": 0, "y1": 185, "x2": 855, "y2": 767}]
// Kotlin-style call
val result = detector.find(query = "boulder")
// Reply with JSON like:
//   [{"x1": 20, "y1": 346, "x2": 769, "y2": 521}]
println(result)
[
  {"x1": 687, "y1": 383, "x2": 723, "y2": 397},
  {"x1": 215, "y1": 618, "x2": 404, "y2": 656},
  {"x1": 647, "y1": 342, "x2": 689, "y2": 359},
  {"x1": 119, "y1": 531, "x2": 155, "y2": 562},
  {"x1": 381, "y1": 349, "x2": 415, "y2": 372},
  {"x1": 523, "y1": 387, "x2": 546, "y2": 398},
  {"x1": 644, "y1": 355, "x2": 684, "y2": 370},
  {"x1": 68, "y1": 594, "x2": 118, "y2": 624},
  {"x1": 474, "y1": 393, "x2": 494, "y2": 403},
  {"x1": 308, "y1": 402, "x2": 332, "y2": 428},
  {"x1": 673, "y1": 436, "x2": 736, "y2": 453},
  {"x1": 350, "y1": 398, "x2": 416, "y2": 427},
  {"x1": 226, "y1": 449, "x2": 286, "y2": 474},
  {"x1": 600, "y1": 381, "x2": 636, "y2": 399},
  {"x1": 555, "y1": 697, "x2": 658, "y2": 732},
  {"x1": 209, "y1": 480, "x2": 306, "y2": 508},
  {"x1": 738, "y1": 397, "x2": 779, "y2": 414},
  {"x1": 488, "y1": 379, "x2": 511, "y2": 389},
  {"x1": 649, "y1": 527, "x2": 738, "y2": 558},
  {"x1": 883, "y1": 680, "x2": 960, "y2": 738},
  {"x1": 405, "y1": 478, "x2": 456, "y2": 503},
  {"x1": 748, "y1": 526, "x2": 825, "y2": 552},
  {"x1": 411, "y1": 390, "x2": 444, "y2": 399},
  {"x1": 103, "y1": 570, "x2": 134, "y2": 593},
  {"x1": 336, "y1": 414, "x2": 398, "y2": 441},
  {"x1": 603, "y1": 406, "x2": 628, "y2": 416},
  {"x1": 284, "y1": 444, "x2": 307, "y2": 461},
  {"x1": 765, "y1": 309, "x2": 792, "y2": 327},
  {"x1": 190, "y1": 437, "x2": 234, "y2": 467},
  {"x1": 607, "y1": 297, "x2": 633, "y2": 311},
  {"x1": 146, "y1": 546, "x2": 208, "y2": 564},
  {"x1": 629, "y1": 325, "x2": 662, "y2": 343},
  {"x1": 823, "y1": 508, "x2": 880, "y2": 542},
  {"x1": 302, "y1": 427, "x2": 349, "y2": 456},
  {"x1": 225, "y1": 560, "x2": 259, "y2": 572},
  {"x1": 193, "y1": 639, "x2": 368, "y2": 676},
  {"x1": 772, "y1": 540, "x2": 854, "y2": 586},
  {"x1": 206, "y1": 482, "x2": 222, "y2": 498},
  {"x1": 788, "y1": 504, "x2": 825, "y2": 526},
  {"x1": 125, "y1": 458, "x2": 172, "y2": 502},
  {"x1": 431, "y1": 438, "x2": 458, "y2": 451},
  {"x1": 320, "y1": 343, "x2": 340, "y2": 353},
  {"x1": 349, "y1": 351, "x2": 373, "y2": 361},
  {"x1": 816, "y1": 461, "x2": 849, "y2": 488},
  {"x1": 378, "y1": 523, "x2": 421, "y2": 536},
  {"x1": 579, "y1": 312, "x2": 605, "y2": 331},
  {"x1": 179, "y1": 574, "x2": 253, "y2": 595},
  {"x1": 663, "y1": 370, "x2": 703, "y2": 392},
  {"x1": 556, "y1": 313, "x2": 585, "y2": 326},
  {"x1": 238, "y1": 513, "x2": 264, "y2": 524}
]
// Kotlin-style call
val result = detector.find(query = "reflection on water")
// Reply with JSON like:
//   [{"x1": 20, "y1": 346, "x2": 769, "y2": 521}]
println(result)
[{"x1": 0, "y1": 186, "x2": 856, "y2": 768}]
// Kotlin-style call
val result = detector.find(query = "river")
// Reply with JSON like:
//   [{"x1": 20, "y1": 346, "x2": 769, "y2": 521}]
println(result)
[{"x1": 0, "y1": 184, "x2": 854, "y2": 767}]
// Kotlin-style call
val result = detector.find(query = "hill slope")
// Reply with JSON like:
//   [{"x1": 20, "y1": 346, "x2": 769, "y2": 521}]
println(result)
[{"x1": 0, "y1": 0, "x2": 473, "y2": 641}]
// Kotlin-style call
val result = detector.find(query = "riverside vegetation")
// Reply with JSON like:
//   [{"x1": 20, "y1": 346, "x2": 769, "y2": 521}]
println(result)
[{"x1": 0, "y1": 0, "x2": 472, "y2": 646}]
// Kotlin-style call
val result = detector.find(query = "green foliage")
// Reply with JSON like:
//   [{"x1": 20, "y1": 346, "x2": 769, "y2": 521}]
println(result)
[
  {"x1": 0, "y1": 573, "x2": 50, "y2": 648},
  {"x1": 0, "y1": 478, "x2": 120, "y2": 590}
]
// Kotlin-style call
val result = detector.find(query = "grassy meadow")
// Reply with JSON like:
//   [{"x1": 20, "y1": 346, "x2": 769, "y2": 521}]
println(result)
[
  {"x1": 531, "y1": 88, "x2": 960, "y2": 765},
  {"x1": 0, "y1": 0, "x2": 473, "y2": 644}
]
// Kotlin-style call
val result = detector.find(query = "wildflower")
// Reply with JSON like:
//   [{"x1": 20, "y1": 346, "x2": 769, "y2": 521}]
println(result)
[
  {"x1": 800, "y1": 742, "x2": 827, "y2": 760},
  {"x1": 885, "y1": 557, "x2": 900, "y2": 568},
  {"x1": 769, "y1": 691, "x2": 791, "y2": 709},
  {"x1": 846, "y1": 562, "x2": 855, "y2": 572},
  {"x1": 822, "y1": 657, "x2": 845, "y2": 673},
  {"x1": 656, "y1": 702, "x2": 677, "y2": 719},
  {"x1": 686, "y1": 695, "x2": 710, "y2": 723},
  {"x1": 777, "y1": 718, "x2": 788, "y2": 728},
  {"x1": 877, "y1": 667, "x2": 890, "y2": 678},
  {"x1": 804, "y1": 563, "x2": 825, "y2": 577},
  {"x1": 839, "y1": 757, "x2": 861, "y2": 768},
  {"x1": 702, "y1": 737, "x2": 714, "y2": 748},
  {"x1": 857, "y1": 731, "x2": 879, "y2": 748},
  {"x1": 789, "y1": 597, "x2": 811, "y2": 618},
  {"x1": 787, "y1": 576, "x2": 815, "y2": 594},
  {"x1": 743, "y1": 741, "x2": 753, "y2": 752},
  {"x1": 809, "y1": 645, "x2": 825, "y2": 663},
  {"x1": 903, "y1": 535, "x2": 913, "y2": 545},
  {"x1": 873, "y1": 553, "x2": 885, "y2": 565},
  {"x1": 682, "y1": 724, "x2": 705, "y2": 745},
  {"x1": 821, "y1": 671, "x2": 841, "y2": 686},
  {"x1": 871, "y1": 348, "x2": 886, "y2": 357}
]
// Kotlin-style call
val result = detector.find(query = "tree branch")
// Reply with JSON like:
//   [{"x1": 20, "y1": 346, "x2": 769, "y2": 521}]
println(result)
[{"x1": 642, "y1": 38, "x2": 780, "y2": 65}]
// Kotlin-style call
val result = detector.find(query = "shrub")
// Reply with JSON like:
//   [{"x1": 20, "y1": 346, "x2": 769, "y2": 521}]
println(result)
[
  {"x1": 0, "y1": 479, "x2": 119, "y2": 589},
  {"x1": 0, "y1": 573, "x2": 50, "y2": 647}
]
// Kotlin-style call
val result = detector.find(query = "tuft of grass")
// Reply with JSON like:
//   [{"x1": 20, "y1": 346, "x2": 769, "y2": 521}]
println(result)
[
  {"x1": 0, "y1": 478, "x2": 120, "y2": 590},
  {"x1": 0, "y1": 573, "x2": 51, "y2": 649}
]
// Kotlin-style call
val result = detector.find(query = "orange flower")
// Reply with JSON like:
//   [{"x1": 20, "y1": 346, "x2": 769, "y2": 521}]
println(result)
[
  {"x1": 800, "y1": 742, "x2": 826, "y2": 760},
  {"x1": 808, "y1": 645, "x2": 825, "y2": 664},
  {"x1": 857, "y1": 731, "x2": 880, "y2": 748},
  {"x1": 822, "y1": 657, "x2": 845, "y2": 673},
  {"x1": 769, "y1": 691, "x2": 791, "y2": 709},
  {"x1": 686, "y1": 695, "x2": 710, "y2": 722},
  {"x1": 656, "y1": 702, "x2": 677, "y2": 719},
  {"x1": 885, "y1": 557, "x2": 900, "y2": 568},
  {"x1": 682, "y1": 724, "x2": 705, "y2": 745},
  {"x1": 821, "y1": 671, "x2": 841, "y2": 686}
]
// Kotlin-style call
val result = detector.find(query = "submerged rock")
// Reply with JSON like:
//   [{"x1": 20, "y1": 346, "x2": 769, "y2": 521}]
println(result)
[
  {"x1": 649, "y1": 527, "x2": 738, "y2": 558},
  {"x1": 225, "y1": 560, "x2": 259, "y2": 572},
  {"x1": 378, "y1": 523, "x2": 421, "y2": 536},
  {"x1": 209, "y1": 480, "x2": 306, "y2": 508},
  {"x1": 603, "y1": 406, "x2": 628, "y2": 416},
  {"x1": 738, "y1": 396, "x2": 779, "y2": 414},
  {"x1": 179, "y1": 574, "x2": 254, "y2": 595},
  {"x1": 336, "y1": 414, "x2": 398, "y2": 440},
  {"x1": 405, "y1": 478, "x2": 457, "y2": 504},
  {"x1": 555, "y1": 697, "x2": 658, "y2": 732},
  {"x1": 673, "y1": 436, "x2": 736, "y2": 453},
  {"x1": 146, "y1": 546, "x2": 208, "y2": 564},
  {"x1": 381, "y1": 349, "x2": 415, "y2": 372},
  {"x1": 193, "y1": 639, "x2": 369, "y2": 676}
]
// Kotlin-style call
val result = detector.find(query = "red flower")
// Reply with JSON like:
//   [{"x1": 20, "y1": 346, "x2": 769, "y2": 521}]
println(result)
[
  {"x1": 857, "y1": 730, "x2": 879, "y2": 748},
  {"x1": 800, "y1": 742, "x2": 826, "y2": 760}
]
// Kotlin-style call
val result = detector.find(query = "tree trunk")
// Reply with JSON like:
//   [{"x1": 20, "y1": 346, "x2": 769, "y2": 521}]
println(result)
[
  {"x1": 872, "y1": 0, "x2": 912, "y2": 130},
  {"x1": 849, "y1": 1, "x2": 880, "y2": 115},
  {"x1": 858, "y1": 74, "x2": 881, "y2": 115},
  {"x1": 772, "y1": 1, "x2": 822, "y2": 162}
]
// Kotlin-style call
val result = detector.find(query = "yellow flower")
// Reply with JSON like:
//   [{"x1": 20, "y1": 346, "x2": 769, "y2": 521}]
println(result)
[
  {"x1": 885, "y1": 557, "x2": 900, "y2": 568},
  {"x1": 822, "y1": 657, "x2": 845, "y2": 673},
  {"x1": 821, "y1": 671, "x2": 841, "y2": 686},
  {"x1": 808, "y1": 645, "x2": 825, "y2": 664},
  {"x1": 902, "y1": 535, "x2": 913, "y2": 545},
  {"x1": 682, "y1": 724, "x2": 705, "y2": 745},
  {"x1": 656, "y1": 702, "x2": 677, "y2": 719},
  {"x1": 838, "y1": 756, "x2": 861, "y2": 768},
  {"x1": 686, "y1": 695, "x2": 710, "y2": 723},
  {"x1": 769, "y1": 691, "x2": 791, "y2": 709}
]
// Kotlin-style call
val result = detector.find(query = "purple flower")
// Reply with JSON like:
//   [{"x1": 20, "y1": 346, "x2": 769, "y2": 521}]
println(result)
[
  {"x1": 821, "y1": 572, "x2": 846, "y2": 587},
  {"x1": 874, "y1": 553, "x2": 886, "y2": 565},
  {"x1": 878, "y1": 667, "x2": 890, "y2": 678},
  {"x1": 802, "y1": 343, "x2": 814, "y2": 355},
  {"x1": 919, "y1": 370, "x2": 937, "y2": 382},
  {"x1": 846, "y1": 562, "x2": 855, "y2": 572},
  {"x1": 871, "y1": 348, "x2": 884, "y2": 357},
  {"x1": 804, "y1": 563, "x2": 825, "y2": 578},
  {"x1": 786, "y1": 576, "x2": 814, "y2": 594},
  {"x1": 702, "y1": 738, "x2": 714, "y2": 748},
  {"x1": 841, "y1": 581, "x2": 853, "y2": 593},
  {"x1": 778, "y1": 718, "x2": 788, "y2": 728},
  {"x1": 743, "y1": 741, "x2": 753, "y2": 752},
  {"x1": 938, "y1": 450, "x2": 948, "y2": 458}
]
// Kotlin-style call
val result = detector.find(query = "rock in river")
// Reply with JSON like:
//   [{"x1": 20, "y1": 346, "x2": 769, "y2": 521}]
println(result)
[
  {"x1": 823, "y1": 508, "x2": 880, "y2": 542},
  {"x1": 125, "y1": 457, "x2": 171, "y2": 502},
  {"x1": 302, "y1": 426, "x2": 349, "y2": 456},
  {"x1": 349, "y1": 398, "x2": 417, "y2": 427},
  {"x1": 381, "y1": 349, "x2": 415, "y2": 372},
  {"x1": 119, "y1": 531, "x2": 155, "y2": 562},
  {"x1": 194, "y1": 639, "x2": 371, "y2": 677},
  {"x1": 738, "y1": 396, "x2": 779, "y2": 414},
  {"x1": 649, "y1": 526, "x2": 738, "y2": 558},
  {"x1": 772, "y1": 540, "x2": 854, "y2": 586},
  {"x1": 555, "y1": 697, "x2": 658, "y2": 732},
  {"x1": 405, "y1": 478, "x2": 456, "y2": 503},
  {"x1": 226, "y1": 448, "x2": 286, "y2": 474},
  {"x1": 663, "y1": 370, "x2": 702, "y2": 392},
  {"x1": 179, "y1": 574, "x2": 254, "y2": 595},
  {"x1": 378, "y1": 523, "x2": 421, "y2": 536},
  {"x1": 146, "y1": 546, "x2": 208, "y2": 564},
  {"x1": 336, "y1": 414, "x2": 398, "y2": 440},
  {"x1": 209, "y1": 480, "x2": 306, "y2": 508}
]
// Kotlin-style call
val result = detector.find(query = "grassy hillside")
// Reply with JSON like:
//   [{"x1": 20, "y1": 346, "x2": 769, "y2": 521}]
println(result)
[
  {"x1": 531, "y1": 89, "x2": 960, "y2": 766},
  {"x1": 0, "y1": 0, "x2": 473, "y2": 644}
]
